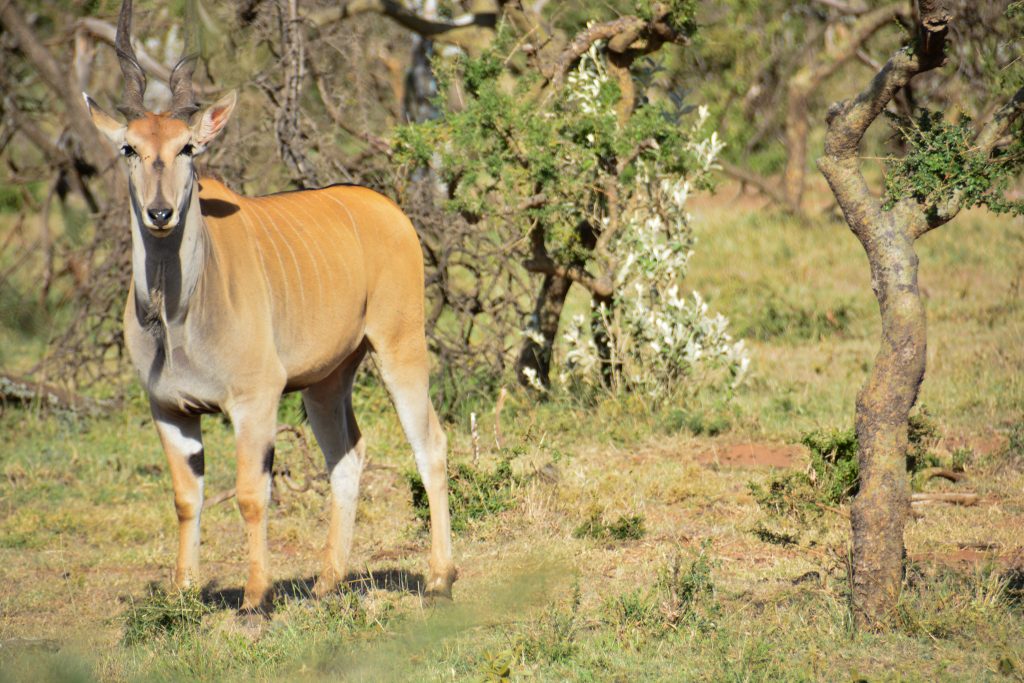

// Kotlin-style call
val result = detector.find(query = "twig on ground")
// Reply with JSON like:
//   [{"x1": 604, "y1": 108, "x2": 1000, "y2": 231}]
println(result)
[
  {"x1": 470, "y1": 412, "x2": 480, "y2": 466},
  {"x1": 911, "y1": 492, "x2": 979, "y2": 506},
  {"x1": 202, "y1": 488, "x2": 236, "y2": 510},
  {"x1": 918, "y1": 467, "x2": 967, "y2": 483},
  {"x1": 494, "y1": 386, "x2": 507, "y2": 450}
]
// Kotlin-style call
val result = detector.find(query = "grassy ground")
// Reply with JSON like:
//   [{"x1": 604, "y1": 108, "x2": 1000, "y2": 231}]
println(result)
[{"x1": 1, "y1": 195, "x2": 1023, "y2": 681}]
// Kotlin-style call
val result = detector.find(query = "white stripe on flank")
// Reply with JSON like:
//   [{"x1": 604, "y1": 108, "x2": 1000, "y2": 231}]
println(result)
[
  {"x1": 322, "y1": 192, "x2": 363, "y2": 252},
  {"x1": 237, "y1": 200, "x2": 288, "y2": 312},
  {"x1": 276, "y1": 194, "x2": 325, "y2": 311},
  {"x1": 233, "y1": 200, "x2": 273, "y2": 310},
  {"x1": 248, "y1": 199, "x2": 307, "y2": 311}
]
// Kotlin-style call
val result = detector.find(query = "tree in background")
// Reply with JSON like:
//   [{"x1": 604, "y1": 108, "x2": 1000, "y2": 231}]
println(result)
[
  {"x1": 693, "y1": 1, "x2": 908, "y2": 216},
  {"x1": 817, "y1": 0, "x2": 1023, "y2": 626}
]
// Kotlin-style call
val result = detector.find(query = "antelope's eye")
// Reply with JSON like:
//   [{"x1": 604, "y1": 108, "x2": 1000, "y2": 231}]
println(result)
[
  {"x1": 178, "y1": 143, "x2": 195, "y2": 157},
  {"x1": 121, "y1": 144, "x2": 137, "y2": 158}
]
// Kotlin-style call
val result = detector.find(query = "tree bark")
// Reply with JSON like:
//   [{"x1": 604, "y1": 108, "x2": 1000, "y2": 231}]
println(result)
[{"x1": 846, "y1": 205, "x2": 925, "y2": 623}]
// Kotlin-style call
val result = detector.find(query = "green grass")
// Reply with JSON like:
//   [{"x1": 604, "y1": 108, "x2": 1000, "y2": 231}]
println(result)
[{"x1": 2, "y1": 199, "x2": 1023, "y2": 681}]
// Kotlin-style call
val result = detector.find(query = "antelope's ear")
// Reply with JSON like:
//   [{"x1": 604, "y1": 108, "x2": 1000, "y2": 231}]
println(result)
[
  {"x1": 83, "y1": 93, "x2": 126, "y2": 145},
  {"x1": 191, "y1": 90, "x2": 236, "y2": 148}
]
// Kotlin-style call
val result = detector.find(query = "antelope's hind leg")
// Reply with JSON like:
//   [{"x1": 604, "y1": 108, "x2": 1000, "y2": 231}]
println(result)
[
  {"x1": 152, "y1": 405, "x2": 205, "y2": 589},
  {"x1": 303, "y1": 353, "x2": 366, "y2": 597},
  {"x1": 372, "y1": 337, "x2": 456, "y2": 598}
]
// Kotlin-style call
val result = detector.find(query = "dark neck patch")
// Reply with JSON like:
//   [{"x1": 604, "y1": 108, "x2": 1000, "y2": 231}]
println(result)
[{"x1": 262, "y1": 445, "x2": 275, "y2": 475}]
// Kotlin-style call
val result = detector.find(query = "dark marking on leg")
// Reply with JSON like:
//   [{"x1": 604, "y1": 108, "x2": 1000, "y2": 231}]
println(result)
[
  {"x1": 187, "y1": 449, "x2": 205, "y2": 477},
  {"x1": 262, "y1": 445, "x2": 275, "y2": 474}
]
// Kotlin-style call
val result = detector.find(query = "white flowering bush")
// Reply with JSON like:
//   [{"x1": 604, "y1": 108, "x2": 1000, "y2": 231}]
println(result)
[
  {"x1": 397, "y1": 19, "x2": 745, "y2": 400},
  {"x1": 555, "y1": 49, "x2": 749, "y2": 397}
]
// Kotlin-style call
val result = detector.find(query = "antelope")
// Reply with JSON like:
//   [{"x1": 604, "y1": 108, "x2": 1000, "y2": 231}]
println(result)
[{"x1": 83, "y1": 0, "x2": 455, "y2": 612}]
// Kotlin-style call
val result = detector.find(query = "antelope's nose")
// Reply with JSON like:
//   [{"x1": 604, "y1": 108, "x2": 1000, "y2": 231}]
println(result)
[{"x1": 147, "y1": 207, "x2": 173, "y2": 228}]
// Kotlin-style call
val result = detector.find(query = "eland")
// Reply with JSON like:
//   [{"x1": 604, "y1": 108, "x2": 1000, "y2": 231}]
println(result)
[{"x1": 84, "y1": 0, "x2": 455, "y2": 612}]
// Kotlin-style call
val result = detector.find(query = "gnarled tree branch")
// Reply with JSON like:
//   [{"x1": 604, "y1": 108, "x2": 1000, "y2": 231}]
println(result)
[{"x1": 305, "y1": 0, "x2": 499, "y2": 56}]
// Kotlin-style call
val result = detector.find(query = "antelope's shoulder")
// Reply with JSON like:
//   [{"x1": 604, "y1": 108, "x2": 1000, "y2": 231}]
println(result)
[{"x1": 197, "y1": 177, "x2": 245, "y2": 225}]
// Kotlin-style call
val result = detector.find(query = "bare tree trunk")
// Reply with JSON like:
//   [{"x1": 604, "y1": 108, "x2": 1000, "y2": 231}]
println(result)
[
  {"x1": 781, "y1": 76, "x2": 811, "y2": 212},
  {"x1": 275, "y1": 0, "x2": 319, "y2": 187},
  {"x1": 847, "y1": 207, "x2": 925, "y2": 622},
  {"x1": 818, "y1": 0, "x2": 1024, "y2": 626},
  {"x1": 516, "y1": 273, "x2": 572, "y2": 389},
  {"x1": 590, "y1": 293, "x2": 617, "y2": 388}
]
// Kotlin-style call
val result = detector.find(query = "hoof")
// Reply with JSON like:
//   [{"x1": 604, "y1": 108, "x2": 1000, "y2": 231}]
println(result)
[
  {"x1": 312, "y1": 578, "x2": 340, "y2": 599},
  {"x1": 236, "y1": 605, "x2": 270, "y2": 632},
  {"x1": 424, "y1": 586, "x2": 453, "y2": 606},
  {"x1": 424, "y1": 565, "x2": 457, "y2": 602}
]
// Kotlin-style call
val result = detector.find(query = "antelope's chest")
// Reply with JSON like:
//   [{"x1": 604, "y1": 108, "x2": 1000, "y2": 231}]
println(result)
[{"x1": 124, "y1": 314, "x2": 229, "y2": 415}]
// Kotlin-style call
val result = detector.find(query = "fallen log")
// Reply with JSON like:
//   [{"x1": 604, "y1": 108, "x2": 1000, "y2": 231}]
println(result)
[
  {"x1": 0, "y1": 373, "x2": 104, "y2": 415},
  {"x1": 910, "y1": 492, "x2": 979, "y2": 507}
]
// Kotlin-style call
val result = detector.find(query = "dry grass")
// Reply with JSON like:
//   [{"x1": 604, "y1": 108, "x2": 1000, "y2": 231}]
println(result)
[{"x1": 1, "y1": 197, "x2": 1023, "y2": 681}]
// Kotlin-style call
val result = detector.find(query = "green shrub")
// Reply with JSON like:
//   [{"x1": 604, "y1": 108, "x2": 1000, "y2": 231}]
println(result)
[
  {"x1": 121, "y1": 585, "x2": 210, "y2": 646},
  {"x1": 657, "y1": 540, "x2": 719, "y2": 631},
  {"x1": 801, "y1": 426, "x2": 860, "y2": 505},
  {"x1": 408, "y1": 453, "x2": 522, "y2": 532},
  {"x1": 519, "y1": 583, "x2": 582, "y2": 663},
  {"x1": 663, "y1": 407, "x2": 731, "y2": 436},
  {"x1": 602, "y1": 540, "x2": 719, "y2": 644},
  {"x1": 573, "y1": 509, "x2": 646, "y2": 541},
  {"x1": 749, "y1": 409, "x2": 944, "y2": 537}
]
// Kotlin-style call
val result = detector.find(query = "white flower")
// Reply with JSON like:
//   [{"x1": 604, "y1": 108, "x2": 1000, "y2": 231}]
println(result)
[{"x1": 521, "y1": 366, "x2": 547, "y2": 393}]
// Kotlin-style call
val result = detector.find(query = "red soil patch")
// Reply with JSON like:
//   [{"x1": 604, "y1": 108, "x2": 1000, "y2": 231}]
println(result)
[{"x1": 697, "y1": 443, "x2": 803, "y2": 469}]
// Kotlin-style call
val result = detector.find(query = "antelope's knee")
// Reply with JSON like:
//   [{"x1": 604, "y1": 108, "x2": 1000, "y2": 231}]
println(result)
[
  {"x1": 236, "y1": 489, "x2": 267, "y2": 523},
  {"x1": 174, "y1": 495, "x2": 201, "y2": 522}
]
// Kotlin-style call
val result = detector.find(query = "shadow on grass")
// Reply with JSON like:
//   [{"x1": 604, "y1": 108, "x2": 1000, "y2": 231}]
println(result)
[{"x1": 200, "y1": 568, "x2": 425, "y2": 610}]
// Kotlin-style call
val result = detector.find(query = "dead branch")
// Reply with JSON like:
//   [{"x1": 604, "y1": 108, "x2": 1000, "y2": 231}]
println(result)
[
  {"x1": 718, "y1": 159, "x2": 790, "y2": 207},
  {"x1": 918, "y1": 467, "x2": 966, "y2": 483},
  {"x1": 548, "y1": 13, "x2": 686, "y2": 90},
  {"x1": 470, "y1": 412, "x2": 480, "y2": 466},
  {"x1": 910, "y1": 492, "x2": 979, "y2": 506},
  {"x1": 202, "y1": 488, "x2": 236, "y2": 510},
  {"x1": 0, "y1": 3, "x2": 115, "y2": 175},
  {"x1": 75, "y1": 18, "x2": 218, "y2": 96},
  {"x1": 305, "y1": 0, "x2": 498, "y2": 56},
  {"x1": 275, "y1": 0, "x2": 320, "y2": 187},
  {"x1": 0, "y1": 373, "x2": 104, "y2": 414},
  {"x1": 522, "y1": 255, "x2": 613, "y2": 298},
  {"x1": 812, "y1": 0, "x2": 870, "y2": 14},
  {"x1": 313, "y1": 72, "x2": 393, "y2": 156}
]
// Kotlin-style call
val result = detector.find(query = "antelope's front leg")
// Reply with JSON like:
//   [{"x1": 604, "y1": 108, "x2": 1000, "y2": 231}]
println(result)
[
  {"x1": 228, "y1": 395, "x2": 280, "y2": 612},
  {"x1": 152, "y1": 406, "x2": 205, "y2": 589}
]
